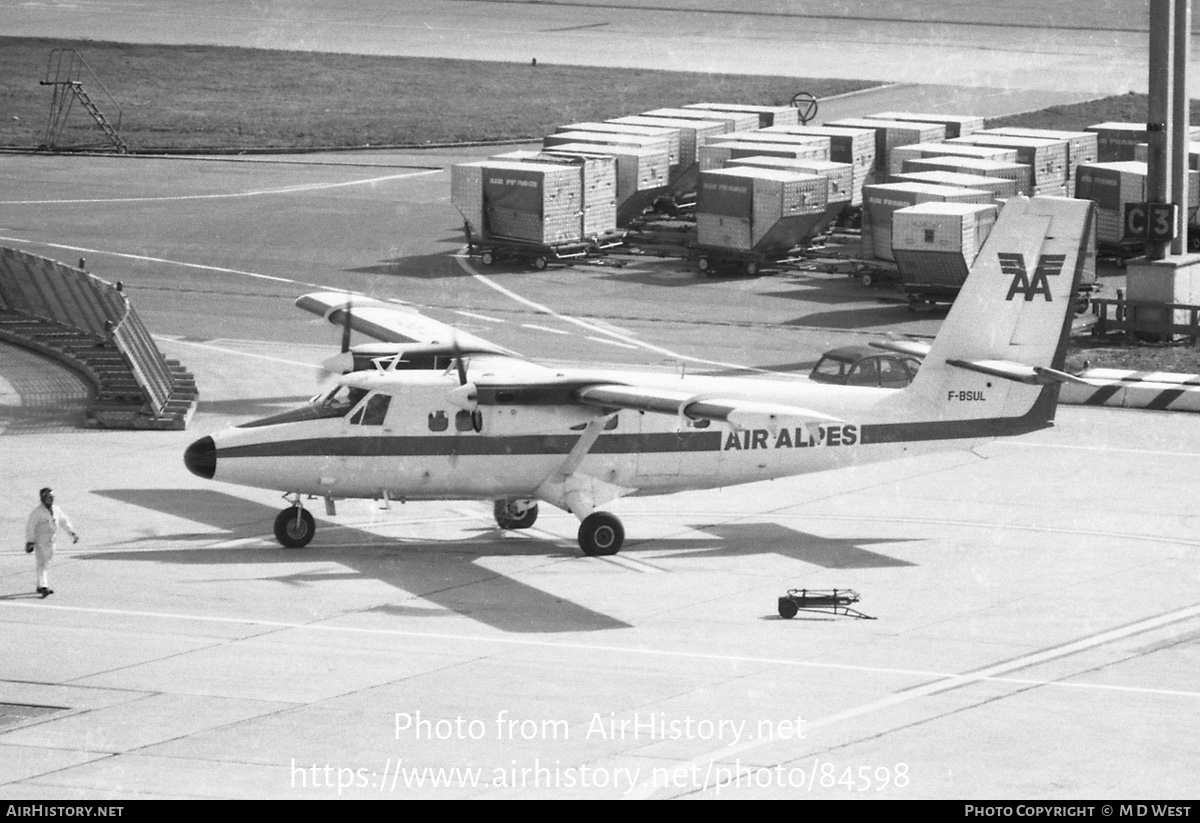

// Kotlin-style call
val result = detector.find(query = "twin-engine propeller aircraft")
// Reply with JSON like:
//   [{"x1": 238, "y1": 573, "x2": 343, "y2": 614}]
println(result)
[{"x1": 185, "y1": 196, "x2": 1093, "y2": 556}]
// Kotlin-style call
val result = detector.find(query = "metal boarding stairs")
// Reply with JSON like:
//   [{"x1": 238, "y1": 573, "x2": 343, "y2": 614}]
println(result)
[{"x1": 40, "y1": 48, "x2": 128, "y2": 153}]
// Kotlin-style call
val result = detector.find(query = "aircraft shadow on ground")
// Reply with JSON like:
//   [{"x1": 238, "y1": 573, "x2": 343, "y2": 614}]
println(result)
[
  {"x1": 760, "y1": 283, "x2": 907, "y2": 306},
  {"x1": 344, "y1": 252, "x2": 463, "y2": 279},
  {"x1": 782, "y1": 305, "x2": 944, "y2": 330},
  {"x1": 671, "y1": 522, "x2": 918, "y2": 569},
  {"x1": 92, "y1": 488, "x2": 629, "y2": 633}
]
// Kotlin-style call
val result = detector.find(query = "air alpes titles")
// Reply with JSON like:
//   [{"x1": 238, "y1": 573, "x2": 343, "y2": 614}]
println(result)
[{"x1": 723, "y1": 424, "x2": 859, "y2": 451}]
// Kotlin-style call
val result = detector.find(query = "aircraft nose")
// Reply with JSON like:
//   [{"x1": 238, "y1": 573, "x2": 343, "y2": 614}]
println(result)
[{"x1": 184, "y1": 436, "x2": 216, "y2": 479}]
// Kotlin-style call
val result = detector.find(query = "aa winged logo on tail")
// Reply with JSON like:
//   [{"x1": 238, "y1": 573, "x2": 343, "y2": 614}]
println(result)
[{"x1": 999, "y1": 252, "x2": 1066, "y2": 302}]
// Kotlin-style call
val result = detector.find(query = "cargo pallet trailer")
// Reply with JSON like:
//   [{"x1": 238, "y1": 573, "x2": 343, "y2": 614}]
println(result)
[{"x1": 468, "y1": 232, "x2": 624, "y2": 270}]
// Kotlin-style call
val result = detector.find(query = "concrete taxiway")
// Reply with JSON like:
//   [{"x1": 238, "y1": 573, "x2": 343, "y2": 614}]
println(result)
[{"x1": 2, "y1": 1, "x2": 1199, "y2": 800}]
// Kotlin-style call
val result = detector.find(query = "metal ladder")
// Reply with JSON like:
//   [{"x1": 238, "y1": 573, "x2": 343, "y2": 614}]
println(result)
[{"x1": 40, "y1": 49, "x2": 128, "y2": 153}]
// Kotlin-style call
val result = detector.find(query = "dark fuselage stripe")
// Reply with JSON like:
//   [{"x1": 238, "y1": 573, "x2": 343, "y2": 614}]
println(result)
[
  {"x1": 216, "y1": 412, "x2": 1053, "y2": 460},
  {"x1": 219, "y1": 431, "x2": 723, "y2": 459}
]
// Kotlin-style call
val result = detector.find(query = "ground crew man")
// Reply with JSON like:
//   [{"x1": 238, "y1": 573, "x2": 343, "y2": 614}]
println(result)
[{"x1": 25, "y1": 487, "x2": 78, "y2": 598}]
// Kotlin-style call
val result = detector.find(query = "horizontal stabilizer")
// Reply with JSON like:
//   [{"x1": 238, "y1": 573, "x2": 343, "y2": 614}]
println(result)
[
  {"x1": 947, "y1": 359, "x2": 1091, "y2": 385},
  {"x1": 869, "y1": 339, "x2": 931, "y2": 357}
]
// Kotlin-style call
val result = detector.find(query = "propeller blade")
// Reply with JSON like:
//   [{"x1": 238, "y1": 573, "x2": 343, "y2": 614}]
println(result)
[
  {"x1": 454, "y1": 337, "x2": 468, "y2": 385},
  {"x1": 340, "y1": 303, "x2": 353, "y2": 353}
]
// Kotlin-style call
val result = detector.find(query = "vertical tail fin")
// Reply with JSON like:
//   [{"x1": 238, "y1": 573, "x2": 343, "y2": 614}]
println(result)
[{"x1": 896, "y1": 196, "x2": 1094, "y2": 430}]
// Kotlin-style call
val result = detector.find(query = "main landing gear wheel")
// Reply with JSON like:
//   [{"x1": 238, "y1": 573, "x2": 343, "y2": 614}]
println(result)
[
  {"x1": 274, "y1": 507, "x2": 315, "y2": 548},
  {"x1": 494, "y1": 499, "x2": 539, "y2": 530},
  {"x1": 578, "y1": 512, "x2": 624, "y2": 556}
]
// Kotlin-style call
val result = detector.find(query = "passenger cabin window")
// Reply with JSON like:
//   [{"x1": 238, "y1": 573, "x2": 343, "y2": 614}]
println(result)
[
  {"x1": 455, "y1": 410, "x2": 482, "y2": 433},
  {"x1": 428, "y1": 410, "x2": 448, "y2": 432}
]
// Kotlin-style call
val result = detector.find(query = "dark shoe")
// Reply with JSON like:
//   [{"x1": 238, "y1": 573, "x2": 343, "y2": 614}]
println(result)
[{"x1": 38, "y1": 588, "x2": 52, "y2": 598}]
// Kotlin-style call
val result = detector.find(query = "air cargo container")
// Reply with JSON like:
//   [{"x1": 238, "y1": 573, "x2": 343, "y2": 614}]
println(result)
[
  {"x1": 705, "y1": 130, "x2": 831, "y2": 162},
  {"x1": 889, "y1": 142, "x2": 1021, "y2": 182},
  {"x1": 985, "y1": 127, "x2": 1098, "y2": 195},
  {"x1": 490, "y1": 150, "x2": 618, "y2": 237},
  {"x1": 693, "y1": 167, "x2": 829, "y2": 272},
  {"x1": 642, "y1": 107, "x2": 759, "y2": 134},
  {"x1": 723, "y1": 156, "x2": 853, "y2": 210},
  {"x1": 1074, "y1": 161, "x2": 1145, "y2": 245},
  {"x1": 947, "y1": 134, "x2": 1069, "y2": 195},
  {"x1": 450, "y1": 160, "x2": 583, "y2": 245},
  {"x1": 682, "y1": 102, "x2": 799, "y2": 128},
  {"x1": 761, "y1": 124, "x2": 875, "y2": 203},
  {"x1": 891, "y1": 169, "x2": 1016, "y2": 200},
  {"x1": 545, "y1": 130, "x2": 674, "y2": 164},
  {"x1": 608, "y1": 115, "x2": 728, "y2": 165},
  {"x1": 868, "y1": 111, "x2": 985, "y2": 139},
  {"x1": 891, "y1": 202, "x2": 998, "y2": 304},
  {"x1": 1087, "y1": 123, "x2": 1153, "y2": 162},
  {"x1": 900, "y1": 155, "x2": 1030, "y2": 195},
  {"x1": 556, "y1": 122, "x2": 680, "y2": 166},
  {"x1": 861, "y1": 182, "x2": 993, "y2": 261},
  {"x1": 541, "y1": 141, "x2": 669, "y2": 223},
  {"x1": 722, "y1": 156, "x2": 850, "y2": 240},
  {"x1": 827, "y1": 118, "x2": 947, "y2": 174},
  {"x1": 699, "y1": 140, "x2": 828, "y2": 171}
]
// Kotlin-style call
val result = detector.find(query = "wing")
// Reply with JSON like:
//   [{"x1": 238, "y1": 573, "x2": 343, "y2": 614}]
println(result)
[
  {"x1": 299, "y1": 291, "x2": 844, "y2": 430},
  {"x1": 295, "y1": 291, "x2": 512, "y2": 354},
  {"x1": 575, "y1": 384, "x2": 844, "y2": 431}
]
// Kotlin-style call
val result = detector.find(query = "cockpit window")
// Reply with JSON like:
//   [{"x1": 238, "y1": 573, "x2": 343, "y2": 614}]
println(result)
[{"x1": 312, "y1": 385, "x2": 369, "y2": 419}]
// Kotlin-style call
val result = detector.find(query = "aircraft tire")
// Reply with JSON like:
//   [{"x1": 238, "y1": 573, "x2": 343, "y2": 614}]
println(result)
[
  {"x1": 494, "y1": 499, "x2": 538, "y2": 530},
  {"x1": 578, "y1": 512, "x2": 624, "y2": 556},
  {"x1": 274, "y1": 507, "x2": 315, "y2": 548}
]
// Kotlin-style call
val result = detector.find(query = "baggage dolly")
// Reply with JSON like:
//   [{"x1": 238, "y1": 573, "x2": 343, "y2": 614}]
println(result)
[
  {"x1": 777, "y1": 588, "x2": 875, "y2": 619},
  {"x1": 469, "y1": 238, "x2": 591, "y2": 270}
]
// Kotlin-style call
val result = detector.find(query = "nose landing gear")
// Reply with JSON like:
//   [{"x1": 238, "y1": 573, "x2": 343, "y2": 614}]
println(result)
[{"x1": 274, "y1": 502, "x2": 315, "y2": 548}]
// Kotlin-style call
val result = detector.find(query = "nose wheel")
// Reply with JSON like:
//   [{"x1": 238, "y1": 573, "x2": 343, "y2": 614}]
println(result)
[
  {"x1": 274, "y1": 505, "x2": 315, "y2": 548},
  {"x1": 578, "y1": 512, "x2": 624, "y2": 556}
]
